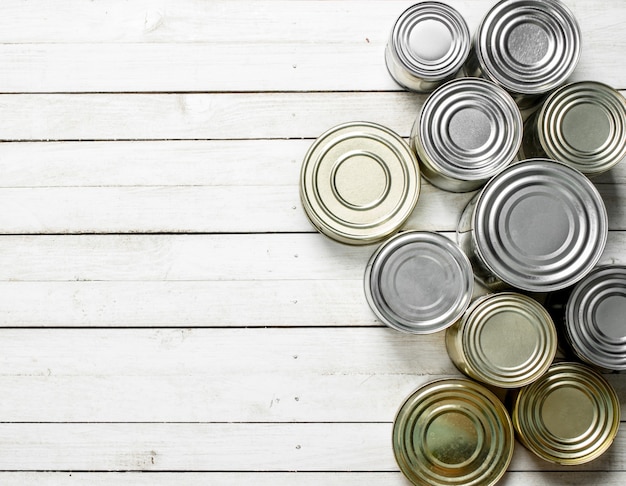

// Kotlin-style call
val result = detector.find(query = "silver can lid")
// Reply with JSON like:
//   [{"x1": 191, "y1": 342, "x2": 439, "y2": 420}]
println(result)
[
  {"x1": 300, "y1": 122, "x2": 420, "y2": 245},
  {"x1": 566, "y1": 265, "x2": 626, "y2": 370},
  {"x1": 474, "y1": 0, "x2": 581, "y2": 95},
  {"x1": 474, "y1": 159, "x2": 607, "y2": 292},
  {"x1": 415, "y1": 78, "x2": 522, "y2": 183},
  {"x1": 365, "y1": 231, "x2": 473, "y2": 334}
]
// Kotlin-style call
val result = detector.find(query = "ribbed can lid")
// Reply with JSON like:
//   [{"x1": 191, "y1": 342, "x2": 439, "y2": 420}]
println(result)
[
  {"x1": 566, "y1": 265, "x2": 626, "y2": 370},
  {"x1": 473, "y1": 159, "x2": 607, "y2": 292},
  {"x1": 538, "y1": 81, "x2": 626, "y2": 176},
  {"x1": 393, "y1": 378, "x2": 514, "y2": 486},
  {"x1": 300, "y1": 122, "x2": 420, "y2": 245},
  {"x1": 365, "y1": 231, "x2": 473, "y2": 334},
  {"x1": 512, "y1": 362, "x2": 620, "y2": 465},
  {"x1": 474, "y1": 0, "x2": 581, "y2": 95}
]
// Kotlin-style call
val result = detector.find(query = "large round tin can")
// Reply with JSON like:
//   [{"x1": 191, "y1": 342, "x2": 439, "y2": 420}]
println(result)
[
  {"x1": 300, "y1": 122, "x2": 420, "y2": 245},
  {"x1": 465, "y1": 0, "x2": 581, "y2": 109},
  {"x1": 512, "y1": 362, "x2": 620, "y2": 465},
  {"x1": 564, "y1": 265, "x2": 626, "y2": 371},
  {"x1": 521, "y1": 81, "x2": 626, "y2": 176},
  {"x1": 457, "y1": 159, "x2": 607, "y2": 292},
  {"x1": 446, "y1": 292, "x2": 557, "y2": 388},
  {"x1": 365, "y1": 231, "x2": 473, "y2": 334},
  {"x1": 393, "y1": 378, "x2": 514, "y2": 486},
  {"x1": 410, "y1": 78, "x2": 522, "y2": 192},
  {"x1": 385, "y1": 2, "x2": 470, "y2": 93}
]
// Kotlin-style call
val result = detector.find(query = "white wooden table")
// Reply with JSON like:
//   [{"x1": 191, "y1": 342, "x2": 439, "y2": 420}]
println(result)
[{"x1": 0, "y1": 1, "x2": 624, "y2": 484}]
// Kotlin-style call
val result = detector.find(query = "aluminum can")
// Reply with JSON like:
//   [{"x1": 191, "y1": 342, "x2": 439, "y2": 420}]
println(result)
[
  {"x1": 446, "y1": 292, "x2": 557, "y2": 388},
  {"x1": 465, "y1": 0, "x2": 581, "y2": 109},
  {"x1": 564, "y1": 265, "x2": 626, "y2": 371},
  {"x1": 385, "y1": 2, "x2": 470, "y2": 93},
  {"x1": 521, "y1": 81, "x2": 626, "y2": 176},
  {"x1": 393, "y1": 378, "x2": 514, "y2": 486},
  {"x1": 512, "y1": 362, "x2": 620, "y2": 465},
  {"x1": 365, "y1": 231, "x2": 473, "y2": 334},
  {"x1": 300, "y1": 122, "x2": 420, "y2": 245},
  {"x1": 410, "y1": 78, "x2": 522, "y2": 192},
  {"x1": 457, "y1": 159, "x2": 607, "y2": 292}
]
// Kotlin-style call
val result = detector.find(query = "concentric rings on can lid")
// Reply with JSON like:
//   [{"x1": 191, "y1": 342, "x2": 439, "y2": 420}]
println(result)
[
  {"x1": 512, "y1": 362, "x2": 620, "y2": 465},
  {"x1": 365, "y1": 231, "x2": 473, "y2": 334},
  {"x1": 566, "y1": 265, "x2": 626, "y2": 370},
  {"x1": 300, "y1": 122, "x2": 420, "y2": 245},
  {"x1": 393, "y1": 378, "x2": 514, "y2": 486},
  {"x1": 386, "y1": 2, "x2": 470, "y2": 92},
  {"x1": 538, "y1": 81, "x2": 626, "y2": 176},
  {"x1": 474, "y1": 0, "x2": 581, "y2": 95},
  {"x1": 473, "y1": 159, "x2": 607, "y2": 292},
  {"x1": 413, "y1": 78, "x2": 522, "y2": 191}
]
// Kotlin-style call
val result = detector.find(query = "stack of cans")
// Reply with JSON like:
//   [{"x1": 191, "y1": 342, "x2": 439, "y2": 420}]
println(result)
[{"x1": 299, "y1": 0, "x2": 625, "y2": 483}]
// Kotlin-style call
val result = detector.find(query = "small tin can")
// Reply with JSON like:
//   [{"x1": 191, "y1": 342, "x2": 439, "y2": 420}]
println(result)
[
  {"x1": 300, "y1": 122, "x2": 420, "y2": 245},
  {"x1": 410, "y1": 78, "x2": 523, "y2": 192},
  {"x1": 385, "y1": 2, "x2": 470, "y2": 93},
  {"x1": 458, "y1": 159, "x2": 608, "y2": 292},
  {"x1": 393, "y1": 378, "x2": 514, "y2": 486},
  {"x1": 564, "y1": 265, "x2": 626, "y2": 371},
  {"x1": 465, "y1": 0, "x2": 581, "y2": 109},
  {"x1": 365, "y1": 231, "x2": 473, "y2": 334},
  {"x1": 521, "y1": 81, "x2": 626, "y2": 176},
  {"x1": 512, "y1": 362, "x2": 620, "y2": 465},
  {"x1": 446, "y1": 292, "x2": 557, "y2": 388}
]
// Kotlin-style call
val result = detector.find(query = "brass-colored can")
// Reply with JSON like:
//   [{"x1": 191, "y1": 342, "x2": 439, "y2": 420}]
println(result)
[
  {"x1": 446, "y1": 293, "x2": 557, "y2": 388},
  {"x1": 520, "y1": 81, "x2": 626, "y2": 176},
  {"x1": 512, "y1": 362, "x2": 620, "y2": 465},
  {"x1": 393, "y1": 378, "x2": 514, "y2": 486}
]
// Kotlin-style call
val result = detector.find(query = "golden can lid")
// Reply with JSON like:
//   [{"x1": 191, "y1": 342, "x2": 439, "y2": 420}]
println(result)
[
  {"x1": 446, "y1": 293, "x2": 557, "y2": 388},
  {"x1": 393, "y1": 378, "x2": 514, "y2": 486},
  {"x1": 300, "y1": 122, "x2": 420, "y2": 245},
  {"x1": 512, "y1": 362, "x2": 620, "y2": 465}
]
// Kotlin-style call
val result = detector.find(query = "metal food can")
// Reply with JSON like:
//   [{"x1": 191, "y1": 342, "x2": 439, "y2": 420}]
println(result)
[
  {"x1": 365, "y1": 231, "x2": 473, "y2": 334},
  {"x1": 446, "y1": 292, "x2": 557, "y2": 388},
  {"x1": 457, "y1": 159, "x2": 608, "y2": 292},
  {"x1": 393, "y1": 378, "x2": 514, "y2": 486},
  {"x1": 564, "y1": 265, "x2": 626, "y2": 371},
  {"x1": 512, "y1": 362, "x2": 620, "y2": 465},
  {"x1": 385, "y1": 2, "x2": 470, "y2": 93},
  {"x1": 300, "y1": 122, "x2": 420, "y2": 245},
  {"x1": 520, "y1": 81, "x2": 626, "y2": 176},
  {"x1": 465, "y1": 0, "x2": 581, "y2": 109},
  {"x1": 410, "y1": 78, "x2": 523, "y2": 192}
]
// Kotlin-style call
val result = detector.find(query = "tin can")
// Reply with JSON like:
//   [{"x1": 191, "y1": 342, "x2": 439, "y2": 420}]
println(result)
[
  {"x1": 446, "y1": 292, "x2": 557, "y2": 388},
  {"x1": 457, "y1": 159, "x2": 608, "y2": 292},
  {"x1": 393, "y1": 378, "x2": 514, "y2": 486},
  {"x1": 520, "y1": 81, "x2": 626, "y2": 176},
  {"x1": 512, "y1": 362, "x2": 620, "y2": 465},
  {"x1": 385, "y1": 2, "x2": 470, "y2": 93},
  {"x1": 564, "y1": 265, "x2": 626, "y2": 371},
  {"x1": 300, "y1": 122, "x2": 420, "y2": 245},
  {"x1": 365, "y1": 231, "x2": 473, "y2": 334},
  {"x1": 410, "y1": 78, "x2": 523, "y2": 192},
  {"x1": 465, "y1": 0, "x2": 581, "y2": 109}
]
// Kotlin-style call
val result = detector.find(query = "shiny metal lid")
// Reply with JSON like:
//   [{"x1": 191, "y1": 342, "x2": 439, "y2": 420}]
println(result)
[
  {"x1": 365, "y1": 231, "x2": 473, "y2": 334},
  {"x1": 512, "y1": 362, "x2": 620, "y2": 465},
  {"x1": 566, "y1": 265, "x2": 626, "y2": 370},
  {"x1": 474, "y1": 0, "x2": 581, "y2": 95},
  {"x1": 457, "y1": 293, "x2": 557, "y2": 387},
  {"x1": 473, "y1": 159, "x2": 607, "y2": 292},
  {"x1": 538, "y1": 81, "x2": 626, "y2": 176},
  {"x1": 393, "y1": 378, "x2": 514, "y2": 486},
  {"x1": 386, "y1": 2, "x2": 470, "y2": 91},
  {"x1": 414, "y1": 78, "x2": 522, "y2": 183},
  {"x1": 300, "y1": 122, "x2": 420, "y2": 245}
]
